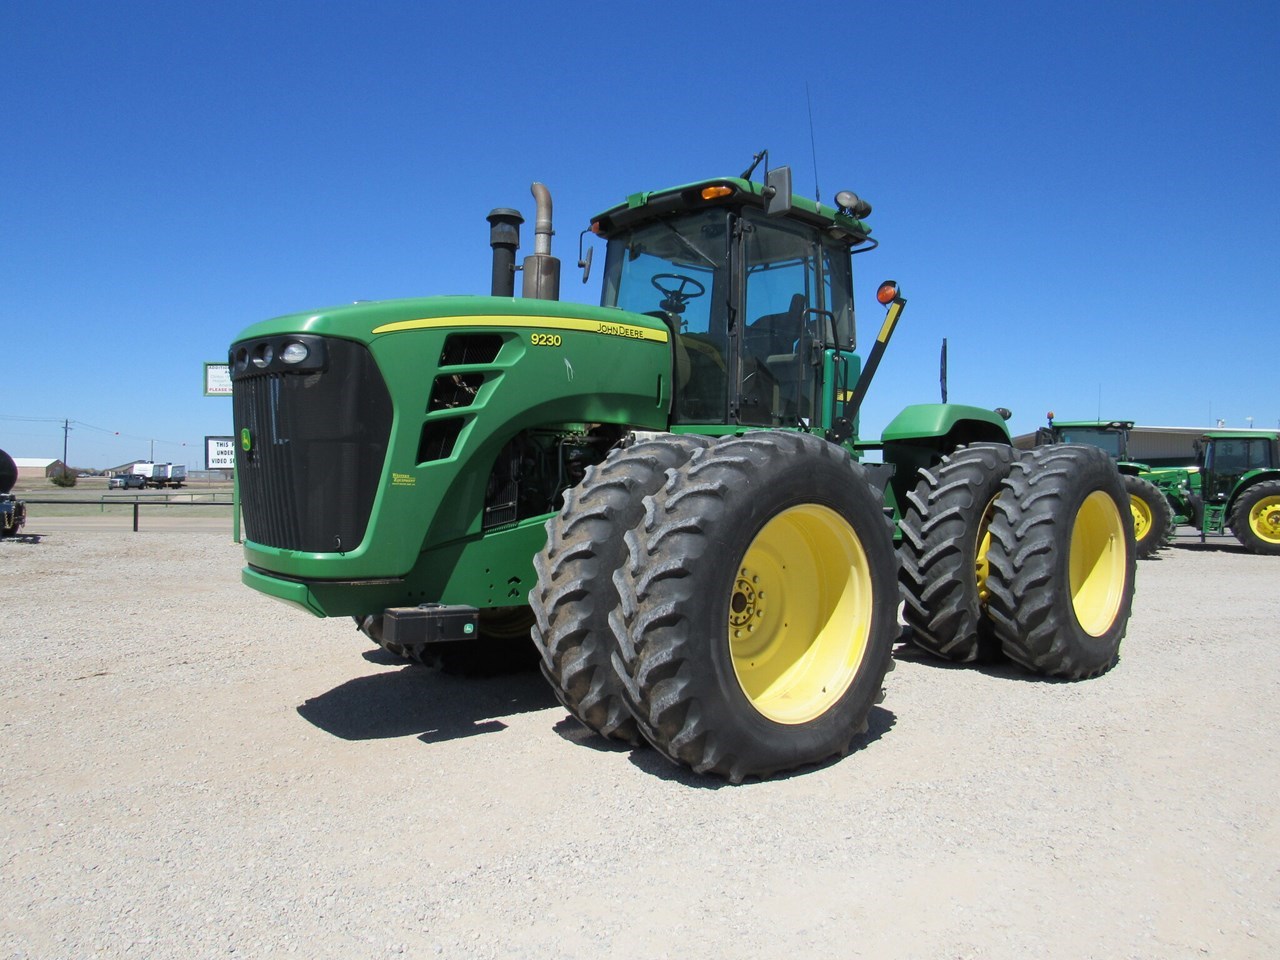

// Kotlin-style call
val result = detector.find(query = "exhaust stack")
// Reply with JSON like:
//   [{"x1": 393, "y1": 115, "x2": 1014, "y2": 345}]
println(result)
[{"x1": 521, "y1": 182, "x2": 561, "y2": 300}]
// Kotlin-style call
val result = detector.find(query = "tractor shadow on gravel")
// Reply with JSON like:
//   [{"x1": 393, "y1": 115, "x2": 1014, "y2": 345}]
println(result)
[
  {"x1": 1168, "y1": 538, "x2": 1252, "y2": 555},
  {"x1": 298, "y1": 654, "x2": 898, "y2": 784},
  {"x1": 296, "y1": 662, "x2": 558, "y2": 744},
  {"x1": 545, "y1": 707, "x2": 897, "y2": 788},
  {"x1": 0, "y1": 531, "x2": 43, "y2": 544},
  {"x1": 893, "y1": 635, "x2": 1087, "y2": 685}
]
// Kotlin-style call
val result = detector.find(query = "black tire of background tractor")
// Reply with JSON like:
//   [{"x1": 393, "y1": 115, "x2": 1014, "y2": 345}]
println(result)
[
  {"x1": 986, "y1": 445, "x2": 1136, "y2": 680},
  {"x1": 530, "y1": 435, "x2": 712, "y2": 745},
  {"x1": 898, "y1": 443, "x2": 1022, "y2": 664},
  {"x1": 610, "y1": 431, "x2": 899, "y2": 783},
  {"x1": 1228, "y1": 479, "x2": 1280, "y2": 556},
  {"x1": 1123, "y1": 474, "x2": 1173, "y2": 559}
]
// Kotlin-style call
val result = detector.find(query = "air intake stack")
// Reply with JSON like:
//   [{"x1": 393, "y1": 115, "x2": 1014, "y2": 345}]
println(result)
[{"x1": 486, "y1": 207, "x2": 523, "y2": 298}]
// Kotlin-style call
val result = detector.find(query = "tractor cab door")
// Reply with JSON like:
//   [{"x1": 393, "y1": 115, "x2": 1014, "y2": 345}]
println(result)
[{"x1": 735, "y1": 209, "x2": 855, "y2": 428}]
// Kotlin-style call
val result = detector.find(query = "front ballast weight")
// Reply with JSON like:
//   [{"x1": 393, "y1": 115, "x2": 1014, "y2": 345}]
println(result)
[{"x1": 383, "y1": 603, "x2": 480, "y2": 648}]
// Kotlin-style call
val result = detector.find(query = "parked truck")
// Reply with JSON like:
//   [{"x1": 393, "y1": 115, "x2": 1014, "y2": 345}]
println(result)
[
  {"x1": 229, "y1": 163, "x2": 1137, "y2": 781},
  {"x1": 1, "y1": 449, "x2": 26, "y2": 538},
  {"x1": 1034, "y1": 415, "x2": 1173, "y2": 558}
]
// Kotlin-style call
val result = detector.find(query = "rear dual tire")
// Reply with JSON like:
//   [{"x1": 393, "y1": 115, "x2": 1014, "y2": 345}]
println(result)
[
  {"x1": 898, "y1": 444, "x2": 1021, "y2": 663},
  {"x1": 987, "y1": 445, "x2": 1136, "y2": 679},
  {"x1": 900, "y1": 444, "x2": 1135, "y2": 680}
]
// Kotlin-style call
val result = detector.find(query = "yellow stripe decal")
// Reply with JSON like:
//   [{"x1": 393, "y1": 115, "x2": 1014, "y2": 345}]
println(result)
[
  {"x1": 371, "y1": 314, "x2": 669, "y2": 343},
  {"x1": 876, "y1": 301, "x2": 903, "y2": 344}
]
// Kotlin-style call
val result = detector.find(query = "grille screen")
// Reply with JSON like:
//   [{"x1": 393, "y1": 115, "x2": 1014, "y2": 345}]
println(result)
[{"x1": 232, "y1": 339, "x2": 392, "y2": 553}]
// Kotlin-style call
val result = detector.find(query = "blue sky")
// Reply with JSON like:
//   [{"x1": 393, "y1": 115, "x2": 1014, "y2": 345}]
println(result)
[{"x1": 3, "y1": 1, "x2": 1277, "y2": 468}]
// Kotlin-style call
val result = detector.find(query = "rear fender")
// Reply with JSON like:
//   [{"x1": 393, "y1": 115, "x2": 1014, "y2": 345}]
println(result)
[{"x1": 879, "y1": 403, "x2": 1011, "y2": 522}]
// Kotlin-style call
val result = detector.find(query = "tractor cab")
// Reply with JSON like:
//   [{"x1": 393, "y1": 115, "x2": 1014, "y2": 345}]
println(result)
[
  {"x1": 592, "y1": 172, "x2": 869, "y2": 431},
  {"x1": 1198, "y1": 432, "x2": 1278, "y2": 503},
  {"x1": 1039, "y1": 417, "x2": 1135, "y2": 461}
]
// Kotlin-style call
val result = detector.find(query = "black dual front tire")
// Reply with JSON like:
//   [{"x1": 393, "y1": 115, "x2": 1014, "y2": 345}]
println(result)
[
  {"x1": 610, "y1": 431, "x2": 899, "y2": 783},
  {"x1": 986, "y1": 445, "x2": 1136, "y2": 679},
  {"x1": 530, "y1": 436, "x2": 711, "y2": 744}
]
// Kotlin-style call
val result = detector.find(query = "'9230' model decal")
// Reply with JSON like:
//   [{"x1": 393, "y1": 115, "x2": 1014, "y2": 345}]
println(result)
[{"x1": 530, "y1": 332, "x2": 562, "y2": 347}]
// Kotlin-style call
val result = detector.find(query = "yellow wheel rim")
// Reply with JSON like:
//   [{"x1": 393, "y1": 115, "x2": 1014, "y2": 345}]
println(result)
[
  {"x1": 975, "y1": 496, "x2": 999, "y2": 606},
  {"x1": 1070, "y1": 491, "x2": 1127, "y2": 637},
  {"x1": 1249, "y1": 495, "x2": 1280, "y2": 544},
  {"x1": 1129, "y1": 493, "x2": 1153, "y2": 543},
  {"x1": 729, "y1": 504, "x2": 872, "y2": 724}
]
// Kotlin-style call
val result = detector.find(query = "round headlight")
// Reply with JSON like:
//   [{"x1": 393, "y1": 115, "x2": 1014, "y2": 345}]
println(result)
[
  {"x1": 252, "y1": 343, "x2": 274, "y2": 368},
  {"x1": 235, "y1": 347, "x2": 249, "y2": 371},
  {"x1": 280, "y1": 341, "x2": 309, "y2": 365}
]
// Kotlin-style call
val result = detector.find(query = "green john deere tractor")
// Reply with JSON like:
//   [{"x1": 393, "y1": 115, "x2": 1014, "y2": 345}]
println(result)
[
  {"x1": 1034, "y1": 416, "x2": 1173, "y2": 559},
  {"x1": 1140, "y1": 431, "x2": 1280, "y2": 555},
  {"x1": 230, "y1": 162, "x2": 1137, "y2": 781}
]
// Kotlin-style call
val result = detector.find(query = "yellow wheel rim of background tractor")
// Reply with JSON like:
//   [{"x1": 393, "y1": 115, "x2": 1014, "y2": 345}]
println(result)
[
  {"x1": 1249, "y1": 494, "x2": 1280, "y2": 544},
  {"x1": 1069, "y1": 490, "x2": 1127, "y2": 637},
  {"x1": 729, "y1": 504, "x2": 873, "y2": 725},
  {"x1": 1129, "y1": 493, "x2": 1153, "y2": 542}
]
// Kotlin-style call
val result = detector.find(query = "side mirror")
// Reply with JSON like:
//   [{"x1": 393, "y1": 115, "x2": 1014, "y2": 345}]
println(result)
[
  {"x1": 577, "y1": 230, "x2": 594, "y2": 283},
  {"x1": 763, "y1": 166, "x2": 793, "y2": 217}
]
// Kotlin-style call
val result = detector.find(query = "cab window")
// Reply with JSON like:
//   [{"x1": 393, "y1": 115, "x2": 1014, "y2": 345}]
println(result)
[{"x1": 738, "y1": 211, "x2": 852, "y2": 426}]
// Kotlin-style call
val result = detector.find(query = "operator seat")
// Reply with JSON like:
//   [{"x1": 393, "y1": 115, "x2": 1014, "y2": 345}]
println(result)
[
  {"x1": 744, "y1": 294, "x2": 809, "y2": 422},
  {"x1": 748, "y1": 293, "x2": 807, "y2": 357}
]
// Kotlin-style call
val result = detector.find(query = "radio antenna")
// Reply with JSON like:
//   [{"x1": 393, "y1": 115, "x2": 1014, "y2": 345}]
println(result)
[{"x1": 806, "y1": 83, "x2": 821, "y2": 203}]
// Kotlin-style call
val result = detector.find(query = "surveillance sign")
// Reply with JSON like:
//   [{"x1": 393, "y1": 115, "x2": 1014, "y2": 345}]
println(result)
[
  {"x1": 206, "y1": 436, "x2": 236, "y2": 470},
  {"x1": 204, "y1": 362, "x2": 232, "y2": 397}
]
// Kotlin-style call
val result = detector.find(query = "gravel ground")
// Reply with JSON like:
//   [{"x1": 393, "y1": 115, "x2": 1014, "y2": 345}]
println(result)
[{"x1": 2, "y1": 519, "x2": 1278, "y2": 959}]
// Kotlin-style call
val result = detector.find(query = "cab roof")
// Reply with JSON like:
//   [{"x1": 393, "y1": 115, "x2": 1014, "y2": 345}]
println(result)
[{"x1": 590, "y1": 175, "x2": 872, "y2": 247}]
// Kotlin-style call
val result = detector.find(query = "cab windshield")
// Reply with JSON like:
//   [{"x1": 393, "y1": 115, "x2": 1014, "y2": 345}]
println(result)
[
  {"x1": 600, "y1": 209, "x2": 731, "y2": 421},
  {"x1": 1057, "y1": 427, "x2": 1125, "y2": 459}
]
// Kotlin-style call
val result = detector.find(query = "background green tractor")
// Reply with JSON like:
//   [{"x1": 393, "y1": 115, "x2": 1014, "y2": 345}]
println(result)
[
  {"x1": 1034, "y1": 415, "x2": 1173, "y2": 559},
  {"x1": 230, "y1": 162, "x2": 1137, "y2": 782},
  {"x1": 1141, "y1": 431, "x2": 1280, "y2": 555}
]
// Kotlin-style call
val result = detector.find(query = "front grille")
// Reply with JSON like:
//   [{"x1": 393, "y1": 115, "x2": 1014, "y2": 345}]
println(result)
[{"x1": 232, "y1": 338, "x2": 392, "y2": 553}]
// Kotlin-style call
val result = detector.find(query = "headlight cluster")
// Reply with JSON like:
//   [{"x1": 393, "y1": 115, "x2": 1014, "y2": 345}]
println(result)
[{"x1": 229, "y1": 334, "x2": 327, "y2": 378}]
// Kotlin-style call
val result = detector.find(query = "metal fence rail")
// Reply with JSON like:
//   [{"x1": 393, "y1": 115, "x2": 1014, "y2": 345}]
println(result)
[{"x1": 21, "y1": 498, "x2": 235, "y2": 532}]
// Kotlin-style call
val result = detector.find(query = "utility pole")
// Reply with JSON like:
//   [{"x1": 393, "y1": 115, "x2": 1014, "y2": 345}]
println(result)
[{"x1": 62, "y1": 418, "x2": 71, "y2": 478}]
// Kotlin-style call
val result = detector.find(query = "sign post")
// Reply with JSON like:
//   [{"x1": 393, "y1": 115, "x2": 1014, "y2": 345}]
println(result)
[{"x1": 204, "y1": 363, "x2": 238, "y2": 541}]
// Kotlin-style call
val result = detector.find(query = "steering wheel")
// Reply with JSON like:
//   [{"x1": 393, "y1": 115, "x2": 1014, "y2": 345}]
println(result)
[{"x1": 651, "y1": 273, "x2": 706, "y2": 314}]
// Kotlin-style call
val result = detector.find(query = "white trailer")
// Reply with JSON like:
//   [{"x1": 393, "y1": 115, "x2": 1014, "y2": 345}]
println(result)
[{"x1": 158, "y1": 464, "x2": 187, "y2": 488}]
